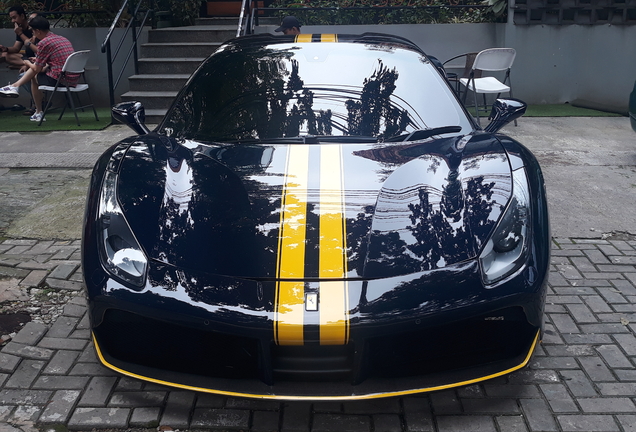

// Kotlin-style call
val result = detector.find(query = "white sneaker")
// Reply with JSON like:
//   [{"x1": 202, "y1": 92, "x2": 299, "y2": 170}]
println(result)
[
  {"x1": 0, "y1": 84, "x2": 19, "y2": 98},
  {"x1": 30, "y1": 111, "x2": 45, "y2": 122}
]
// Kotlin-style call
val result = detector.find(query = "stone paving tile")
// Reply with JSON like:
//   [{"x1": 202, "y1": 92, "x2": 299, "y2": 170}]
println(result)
[
  {"x1": 129, "y1": 407, "x2": 161, "y2": 428},
  {"x1": 1, "y1": 238, "x2": 636, "y2": 431}
]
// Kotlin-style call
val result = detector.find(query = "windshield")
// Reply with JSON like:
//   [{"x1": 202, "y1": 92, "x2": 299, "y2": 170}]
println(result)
[{"x1": 161, "y1": 40, "x2": 472, "y2": 142}]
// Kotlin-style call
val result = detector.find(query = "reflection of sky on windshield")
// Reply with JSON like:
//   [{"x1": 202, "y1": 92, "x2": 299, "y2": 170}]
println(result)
[{"x1": 277, "y1": 43, "x2": 466, "y2": 133}]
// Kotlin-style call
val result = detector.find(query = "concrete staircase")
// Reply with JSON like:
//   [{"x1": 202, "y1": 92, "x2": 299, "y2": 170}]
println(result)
[{"x1": 121, "y1": 18, "x2": 238, "y2": 124}]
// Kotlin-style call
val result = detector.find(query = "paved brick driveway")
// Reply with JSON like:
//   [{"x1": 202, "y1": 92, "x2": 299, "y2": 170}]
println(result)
[{"x1": 1, "y1": 236, "x2": 636, "y2": 432}]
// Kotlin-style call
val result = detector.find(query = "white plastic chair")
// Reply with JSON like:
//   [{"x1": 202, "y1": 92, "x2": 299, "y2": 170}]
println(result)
[
  {"x1": 460, "y1": 48, "x2": 516, "y2": 126},
  {"x1": 37, "y1": 50, "x2": 99, "y2": 126}
]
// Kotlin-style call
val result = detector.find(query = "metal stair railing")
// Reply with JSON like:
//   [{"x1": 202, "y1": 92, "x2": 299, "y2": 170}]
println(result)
[
  {"x1": 101, "y1": 0, "x2": 154, "y2": 110},
  {"x1": 238, "y1": 0, "x2": 250, "y2": 37}
]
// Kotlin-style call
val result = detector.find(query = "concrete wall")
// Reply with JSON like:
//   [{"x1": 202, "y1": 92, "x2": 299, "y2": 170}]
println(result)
[
  {"x1": 0, "y1": 26, "x2": 148, "y2": 108},
  {"x1": 505, "y1": 22, "x2": 636, "y2": 112},
  {"x1": 2, "y1": 15, "x2": 634, "y2": 113},
  {"x1": 255, "y1": 23, "x2": 502, "y2": 66},
  {"x1": 256, "y1": 20, "x2": 636, "y2": 113}
]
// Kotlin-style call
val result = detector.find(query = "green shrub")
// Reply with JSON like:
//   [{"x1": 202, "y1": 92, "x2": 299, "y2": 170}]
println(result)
[
  {"x1": 268, "y1": 0, "x2": 506, "y2": 24},
  {"x1": 156, "y1": 0, "x2": 201, "y2": 26}
]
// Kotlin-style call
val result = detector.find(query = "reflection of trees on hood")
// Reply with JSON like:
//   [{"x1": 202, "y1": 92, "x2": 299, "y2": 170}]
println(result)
[
  {"x1": 442, "y1": 167, "x2": 463, "y2": 223},
  {"x1": 464, "y1": 176, "x2": 498, "y2": 247},
  {"x1": 365, "y1": 230, "x2": 421, "y2": 276},
  {"x1": 408, "y1": 186, "x2": 469, "y2": 271},
  {"x1": 346, "y1": 205, "x2": 376, "y2": 275},
  {"x1": 145, "y1": 147, "x2": 258, "y2": 277},
  {"x1": 243, "y1": 177, "x2": 284, "y2": 275},
  {"x1": 360, "y1": 162, "x2": 501, "y2": 278},
  {"x1": 407, "y1": 176, "x2": 497, "y2": 271},
  {"x1": 346, "y1": 60, "x2": 410, "y2": 138}
]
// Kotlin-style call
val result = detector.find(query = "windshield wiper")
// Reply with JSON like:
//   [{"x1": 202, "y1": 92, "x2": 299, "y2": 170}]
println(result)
[
  {"x1": 221, "y1": 136, "x2": 312, "y2": 144},
  {"x1": 222, "y1": 135, "x2": 378, "y2": 144},
  {"x1": 315, "y1": 135, "x2": 378, "y2": 143},
  {"x1": 386, "y1": 126, "x2": 462, "y2": 142}
]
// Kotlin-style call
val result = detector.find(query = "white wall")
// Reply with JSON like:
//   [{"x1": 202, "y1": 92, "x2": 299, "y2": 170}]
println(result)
[
  {"x1": 3, "y1": 17, "x2": 634, "y2": 112},
  {"x1": 505, "y1": 22, "x2": 636, "y2": 112},
  {"x1": 256, "y1": 21, "x2": 636, "y2": 113}
]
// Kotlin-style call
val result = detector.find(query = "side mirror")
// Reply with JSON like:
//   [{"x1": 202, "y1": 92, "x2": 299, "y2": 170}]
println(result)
[
  {"x1": 112, "y1": 101, "x2": 150, "y2": 135},
  {"x1": 484, "y1": 98, "x2": 527, "y2": 133}
]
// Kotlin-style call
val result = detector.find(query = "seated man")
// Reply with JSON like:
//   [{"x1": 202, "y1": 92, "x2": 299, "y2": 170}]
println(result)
[
  {"x1": 0, "y1": 6, "x2": 35, "y2": 69},
  {"x1": 0, "y1": 16, "x2": 78, "y2": 122},
  {"x1": 23, "y1": 12, "x2": 42, "y2": 60}
]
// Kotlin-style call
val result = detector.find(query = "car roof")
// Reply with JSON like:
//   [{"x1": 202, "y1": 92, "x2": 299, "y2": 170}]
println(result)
[{"x1": 223, "y1": 32, "x2": 426, "y2": 54}]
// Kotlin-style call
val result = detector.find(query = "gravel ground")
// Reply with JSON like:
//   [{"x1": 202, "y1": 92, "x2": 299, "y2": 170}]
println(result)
[{"x1": 0, "y1": 283, "x2": 84, "y2": 345}]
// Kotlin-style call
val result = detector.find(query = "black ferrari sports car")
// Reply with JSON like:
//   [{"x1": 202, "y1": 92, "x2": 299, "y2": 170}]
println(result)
[{"x1": 82, "y1": 33, "x2": 550, "y2": 399}]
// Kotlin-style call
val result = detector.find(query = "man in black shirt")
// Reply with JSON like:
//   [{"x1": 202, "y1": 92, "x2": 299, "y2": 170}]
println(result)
[{"x1": 0, "y1": 6, "x2": 35, "y2": 69}]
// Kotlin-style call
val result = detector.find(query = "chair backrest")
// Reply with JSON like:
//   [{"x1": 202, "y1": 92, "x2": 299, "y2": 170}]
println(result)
[
  {"x1": 62, "y1": 50, "x2": 90, "y2": 74},
  {"x1": 443, "y1": 52, "x2": 482, "y2": 81},
  {"x1": 472, "y1": 48, "x2": 516, "y2": 72},
  {"x1": 462, "y1": 52, "x2": 481, "y2": 78}
]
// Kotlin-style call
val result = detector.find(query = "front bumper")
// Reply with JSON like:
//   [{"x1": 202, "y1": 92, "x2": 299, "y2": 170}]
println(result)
[{"x1": 86, "y1": 258, "x2": 546, "y2": 400}]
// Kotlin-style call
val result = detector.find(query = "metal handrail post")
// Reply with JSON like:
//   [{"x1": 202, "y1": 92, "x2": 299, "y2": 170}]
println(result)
[
  {"x1": 101, "y1": 0, "x2": 154, "y2": 111},
  {"x1": 105, "y1": 40, "x2": 115, "y2": 111},
  {"x1": 112, "y1": 10, "x2": 152, "y2": 92},
  {"x1": 237, "y1": 0, "x2": 249, "y2": 37},
  {"x1": 101, "y1": 0, "x2": 130, "y2": 53},
  {"x1": 132, "y1": 14, "x2": 139, "y2": 75}
]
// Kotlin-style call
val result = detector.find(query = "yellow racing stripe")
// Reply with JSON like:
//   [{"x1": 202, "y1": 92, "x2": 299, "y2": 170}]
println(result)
[
  {"x1": 319, "y1": 144, "x2": 349, "y2": 344},
  {"x1": 295, "y1": 34, "x2": 313, "y2": 43},
  {"x1": 275, "y1": 144, "x2": 349, "y2": 346},
  {"x1": 275, "y1": 145, "x2": 310, "y2": 345},
  {"x1": 319, "y1": 280, "x2": 348, "y2": 344}
]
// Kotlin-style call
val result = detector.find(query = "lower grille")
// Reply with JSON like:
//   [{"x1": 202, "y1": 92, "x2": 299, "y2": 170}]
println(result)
[
  {"x1": 94, "y1": 309, "x2": 261, "y2": 380},
  {"x1": 367, "y1": 307, "x2": 535, "y2": 379},
  {"x1": 273, "y1": 344, "x2": 354, "y2": 382},
  {"x1": 94, "y1": 307, "x2": 535, "y2": 387}
]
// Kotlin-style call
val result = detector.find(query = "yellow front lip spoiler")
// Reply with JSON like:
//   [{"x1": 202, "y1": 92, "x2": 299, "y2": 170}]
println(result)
[{"x1": 92, "y1": 330, "x2": 540, "y2": 401}]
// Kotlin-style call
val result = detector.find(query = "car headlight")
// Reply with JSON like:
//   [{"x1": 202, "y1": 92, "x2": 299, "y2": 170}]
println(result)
[
  {"x1": 479, "y1": 167, "x2": 530, "y2": 285},
  {"x1": 98, "y1": 170, "x2": 148, "y2": 288}
]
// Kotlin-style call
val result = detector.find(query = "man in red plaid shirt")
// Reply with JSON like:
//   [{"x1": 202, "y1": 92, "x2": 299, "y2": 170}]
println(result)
[{"x1": 0, "y1": 16, "x2": 79, "y2": 122}]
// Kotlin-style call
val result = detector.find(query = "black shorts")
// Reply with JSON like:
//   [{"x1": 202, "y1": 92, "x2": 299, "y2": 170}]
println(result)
[{"x1": 37, "y1": 73, "x2": 58, "y2": 87}]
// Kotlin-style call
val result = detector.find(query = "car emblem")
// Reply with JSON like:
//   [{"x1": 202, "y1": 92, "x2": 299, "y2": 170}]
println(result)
[{"x1": 305, "y1": 292, "x2": 318, "y2": 311}]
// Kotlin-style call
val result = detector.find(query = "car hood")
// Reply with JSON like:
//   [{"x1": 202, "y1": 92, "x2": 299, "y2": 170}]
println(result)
[{"x1": 116, "y1": 133, "x2": 513, "y2": 280}]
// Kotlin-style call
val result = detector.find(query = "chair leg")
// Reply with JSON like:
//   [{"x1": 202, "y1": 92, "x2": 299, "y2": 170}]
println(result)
[
  {"x1": 38, "y1": 90, "x2": 54, "y2": 126},
  {"x1": 66, "y1": 90, "x2": 81, "y2": 126},
  {"x1": 39, "y1": 78, "x2": 67, "y2": 126},
  {"x1": 88, "y1": 88, "x2": 99, "y2": 121},
  {"x1": 70, "y1": 93, "x2": 84, "y2": 112},
  {"x1": 80, "y1": 88, "x2": 99, "y2": 121},
  {"x1": 58, "y1": 92, "x2": 70, "y2": 120},
  {"x1": 473, "y1": 90, "x2": 481, "y2": 127},
  {"x1": 508, "y1": 89, "x2": 518, "y2": 127}
]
